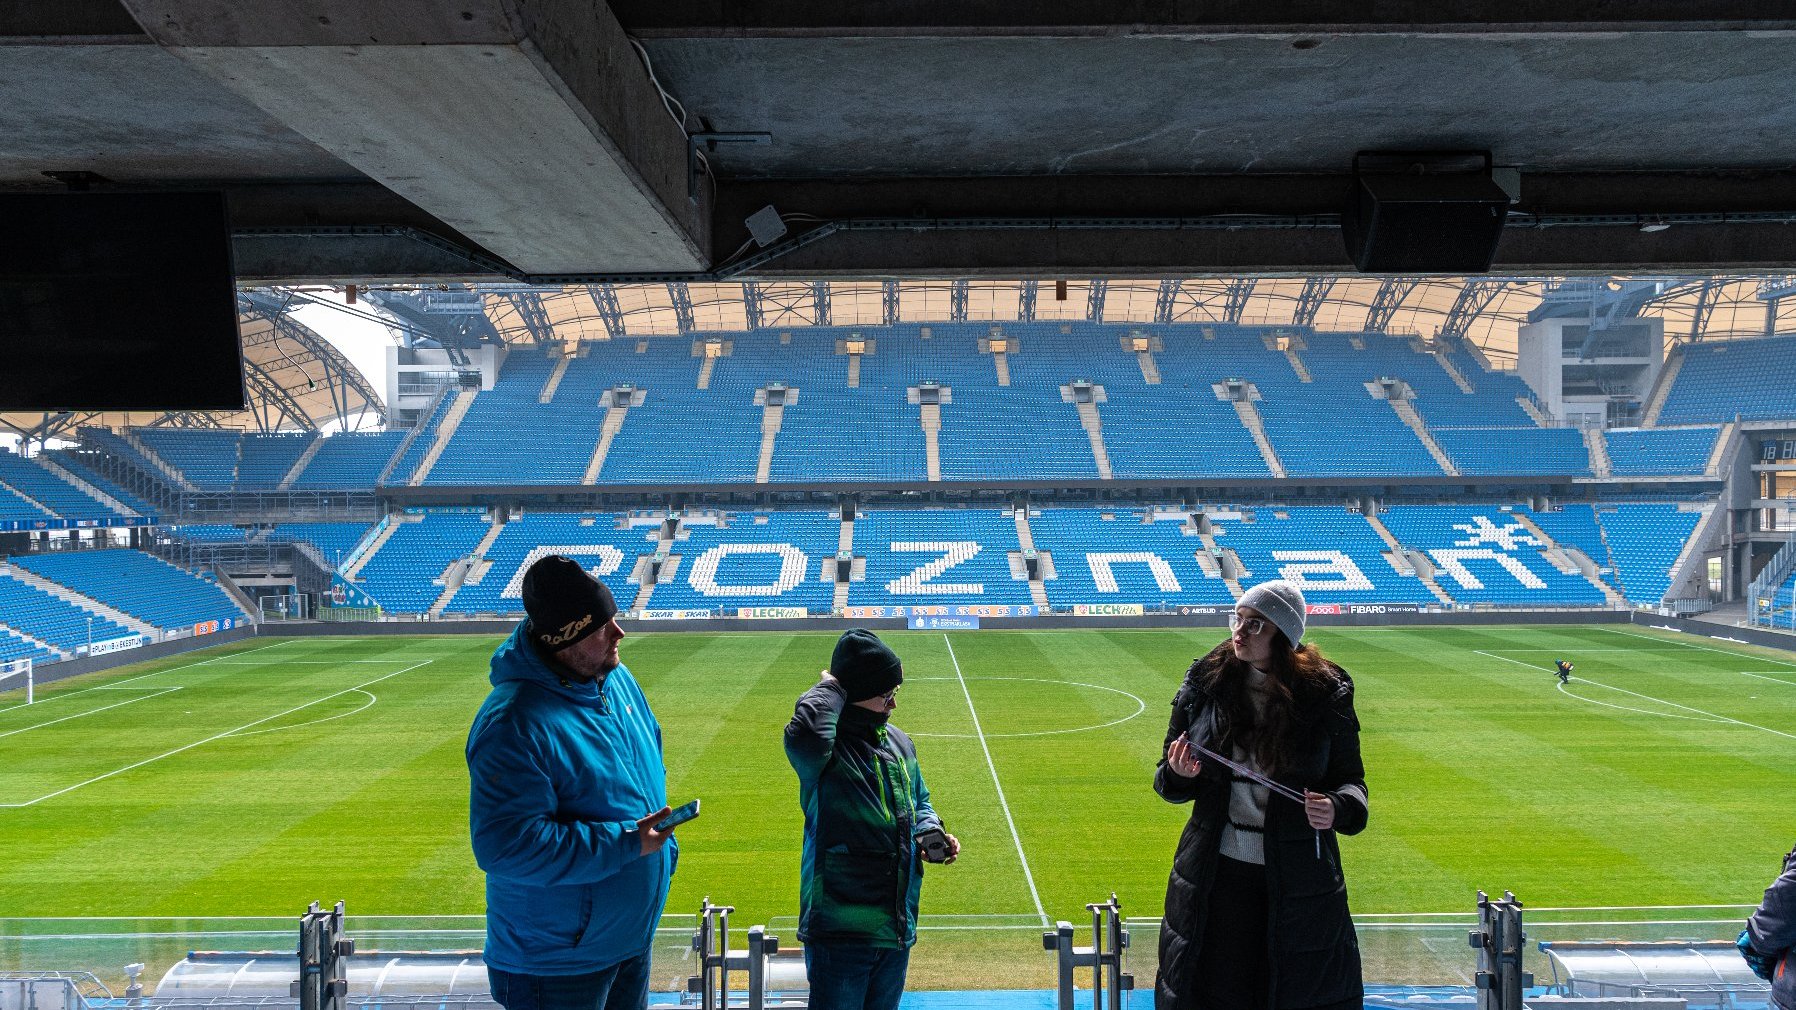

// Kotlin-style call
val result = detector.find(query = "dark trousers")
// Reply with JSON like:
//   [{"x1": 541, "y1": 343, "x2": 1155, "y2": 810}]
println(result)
[
  {"x1": 1193, "y1": 855, "x2": 1270, "y2": 1010},
  {"x1": 804, "y1": 942, "x2": 911, "y2": 1010},
  {"x1": 487, "y1": 950, "x2": 651, "y2": 1010}
]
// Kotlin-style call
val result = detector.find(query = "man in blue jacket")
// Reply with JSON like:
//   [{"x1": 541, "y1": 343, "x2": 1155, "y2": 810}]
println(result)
[
  {"x1": 468, "y1": 556, "x2": 679, "y2": 1010},
  {"x1": 1742, "y1": 842, "x2": 1796, "y2": 1010}
]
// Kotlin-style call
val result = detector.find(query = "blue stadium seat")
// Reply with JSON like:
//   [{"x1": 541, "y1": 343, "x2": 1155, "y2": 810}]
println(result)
[
  {"x1": 1377, "y1": 505, "x2": 1607, "y2": 606},
  {"x1": 1029, "y1": 507, "x2": 1235, "y2": 607},
  {"x1": 0, "y1": 571, "x2": 132, "y2": 651},
  {"x1": 849, "y1": 509, "x2": 1033, "y2": 608},
  {"x1": 1210, "y1": 506, "x2": 1435, "y2": 605},
  {"x1": 1604, "y1": 427, "x2": 1719, "y2": 476},
  {"x1": 1595, "y1": 503, "x2": 1704, "y2": 604},
  {"x1": 1658, "y1": 334, "x2": 1796, "y2": 424},
  {"x1": 0, "y1": 451, "x2": 120, "y2": 521},
  {"x1": 13, "y1": 551, "x2": 247, "y2": 631}
]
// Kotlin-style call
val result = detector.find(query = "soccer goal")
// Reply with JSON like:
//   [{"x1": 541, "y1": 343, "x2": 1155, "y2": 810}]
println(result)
[{"x1": 0, "y1": 657, "x2": 33, "y2": 704}]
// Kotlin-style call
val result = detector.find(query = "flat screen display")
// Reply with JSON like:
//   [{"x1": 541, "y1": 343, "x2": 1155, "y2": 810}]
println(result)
[{"x1": 0, "y1": 191, "x2": 245, "y2": 411}]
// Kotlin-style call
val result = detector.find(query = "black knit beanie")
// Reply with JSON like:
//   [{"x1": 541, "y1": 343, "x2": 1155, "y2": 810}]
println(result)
[
  {"x1": 523, "y1": 555, "x2": 618, "y2": 653},
  {"x1": 831, "y1": 628, "x2": 903, "y2": 702}
]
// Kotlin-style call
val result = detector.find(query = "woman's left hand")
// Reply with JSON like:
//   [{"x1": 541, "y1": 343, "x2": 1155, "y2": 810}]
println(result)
[{"x1": 1303, "y1": 790, "x2": 1336, "y2": 830}]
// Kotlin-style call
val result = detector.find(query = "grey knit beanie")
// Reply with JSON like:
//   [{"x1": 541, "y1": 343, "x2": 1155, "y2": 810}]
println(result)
[{"x1": 1237, "y1": 579, "x2": 1307, "y2": 647}]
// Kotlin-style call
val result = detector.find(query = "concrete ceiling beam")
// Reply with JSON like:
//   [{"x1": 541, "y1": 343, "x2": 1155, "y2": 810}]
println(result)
[{"x1": 119, "y1": 0, "x2": 709, "y2": 276}]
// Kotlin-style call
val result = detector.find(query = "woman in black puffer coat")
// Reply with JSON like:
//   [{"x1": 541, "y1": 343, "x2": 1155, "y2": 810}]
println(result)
[{"x1": 1154, "y1": 580, "x2": 1368, "y2": 1010}]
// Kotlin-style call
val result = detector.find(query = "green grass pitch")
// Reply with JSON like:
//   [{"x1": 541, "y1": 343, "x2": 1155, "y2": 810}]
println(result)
[{"x1": 2, "y1": 624, "x2": 1793, "y2": 986}]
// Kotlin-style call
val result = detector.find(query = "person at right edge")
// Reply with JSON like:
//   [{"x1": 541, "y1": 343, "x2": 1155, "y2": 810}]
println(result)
[
  {"x1": 1739, "y1": 842, "x2": 1796, "y2": 1008},
  {"x1": 1153, "y1": 579, "x2": 1369, "y2": 1010},
  {"x1": 785, "y1": 629, "x2": 960, "y2": 1010}
]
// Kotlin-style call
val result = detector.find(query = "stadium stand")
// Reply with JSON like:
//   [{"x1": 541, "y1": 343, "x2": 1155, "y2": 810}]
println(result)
[
  {"x1": 650, "y1": 510, "x2": 841, "y2": 613},
  {"x1": 1604, "y1": 426, "x2": 1719, "y2": 476},
  {"x1": 1430, "y1": 427, "x2": 1594, "y2": 476},
  {"x1": 1523, "y1": 505, "x2": 1618, "y2": 590},
  {"x1": 43, "y1": 449, "x2": 159, "y2": 514},
  {"x1": 0, "y1": 483, "x2": 54, "y2": 523},
  {"x1": 236, "y1": 433, "x2": 318, "y2": 489},
  {"x1": 0, "y1": 451, "x2": 120, "y2": 521},
  {"x1": 1377, "y1": 505, "x2": 1609, "y2": 606},
  {"x1": 265, "y1": 522, "x2": 374, "y2": 566},
  {"x1": 352, "y1": 512, "x2": 492, "y2": 613},
  {"x1": 1656, "y1": 333, "x2": 1796, "y2": 424},
  {"x1": 12, "y1": 550, "x2": 247, "y2": 631},
  {"x1": 173, "y1": 524, "x2": 251, "y2": 543},
  {"x1": 1209, "y1": 506, "x2": 1437, "y2": 605},
  {"x1": 0, "y1": 570, "x2": 133, "y2": 651},
  {"x1": 1594, "y1": 503, "x2": 1705, "y2": 605},
  {"x1": 1028, "y1": 507, "x2": 1237, "y2": 607},
  {"x1": 288, "y1": 431, "x2": 408, "y2": 489},
  {"x1": 0, "y1": 628, "x2": 59, "y2": 665},
  {"x1": 850, "y1": 509, "x2": 1034, "y2": 607},
  {"x1": 134, "y1": 429, "x2": 241, "y2": 489},
  {"x1": 444, "y1": 512, "x2": 658, "y2": 616}
]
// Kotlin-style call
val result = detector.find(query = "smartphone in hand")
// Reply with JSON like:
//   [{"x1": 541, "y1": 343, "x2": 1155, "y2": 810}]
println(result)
[{"x1": 655, "y1": 799, "x2": 700, "y2": 832}]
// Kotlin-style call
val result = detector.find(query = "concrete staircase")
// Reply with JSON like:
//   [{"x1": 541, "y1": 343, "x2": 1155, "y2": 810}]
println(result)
[
  {"x1": 36, "y1": 457, "x2": 139, "y2": 517},
  {"x1": 1583, "y1": 428, "x2": 1613, "y2": 477},
  {"x1": 1706, "y1": 422, "x2": 1737, "y2": 477},
  {"x1": 833, "y1": 514, "x2": 855, "y2": 611},
  {"x1": 1074, "y1": 402, "x2": 1115, "y2": 479},
  {"x1": 1013, "y1": 508, "x2": 1051, "y2": 608},
  {"x1": 630, "y1": 521, "x2": 679, "y2": 612},
  {"x1": 583, "y1": 404, "x2": 632, "y2": 483},
  {"x1": 1229, "y1": 400, "x2": 1287, "y2": 478},
  {"x1": 1192, "y1": 521, "x2": 1243, "y2": 599},
  {"x1": 1431, "y1": 348, "x2": 1476, "y2": 393},
  {"x1": 992, "y1": 351, "x2": 1011, "y2": 387},
  {"x1": 538, "y1": 354, "x2": 573, "y2": 403},
  {"x1": 0, "y1": 622, "x2": 69, "y2": 660},
  {"x1": 430, "y1": 513, "x2": 506, "y2": 616},
  {"x1": 847, "y1": 355, "x2": 862, "y2": 388},
  {"x1": 278, "y1": 435, "x2": 326, "y2": 490},
  {"x1": 755, "y1": 404, "x2": 785, "y2": 484},
  {"x1": 1363, "y1": 513, "x2": 1456, "y2": 606},
  {"x1": 209, "y1": 567, "x2": 262, "y2": 623},
  {"x1": 1281, "y1": 347, "x2": 1313, "y2": 383},
  {"x1": 340, "y1": 513, "x2": 416, "y2": 581},
  {"x1": 1136, "y1": 349, "x2": 1162, "y2": 384},
  {"x1": 1513, "y1": 513, "x2": 1626, "y2": 606},
  {"x1": 410, "y1": 389, "x2": 476, "y2": 485},
  {"x1": 122, "y1": 431, "x2": 196, "y2": 491},
  {"x1": 1, "y1": 483, "x2": 57, "y2": 518},
  {"x1": 697, "y1": 355, "x2": 718, "y2": 390},
  {"x1": 920, "y1": 404, "x2": 943, "y2": 481},
  {"x1": 0, "y1": 562, "x2": 160, "y2": 637},
  {"x1": 1517, "y1": 397, "x2": 1553, "y2": 426},
  {"x1": 1387, "y1": 398, "x2": 1459, "y2": 475},
  {"x1": 1663, "y1": 502, "x2": 1723, "y2": 603},
  {"x1": 1640, "y1": 345, "x2": 1685, "y2": 426}
]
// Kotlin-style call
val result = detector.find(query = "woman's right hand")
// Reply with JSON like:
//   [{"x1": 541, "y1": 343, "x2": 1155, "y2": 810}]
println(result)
[{"x1": 1165, "y1": 736, "x2": 1202, "y2": 778}]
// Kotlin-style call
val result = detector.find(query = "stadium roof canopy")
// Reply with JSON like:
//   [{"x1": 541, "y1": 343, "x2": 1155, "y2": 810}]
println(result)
[
  {"x1": 0, "y1": 292, "x2": 385, "y2": 443},
  {"x1": 480, "y1": 275, "x2": 1796, "y2": 368},
  {"x1": 5, "y1": 5, "x2": 1796, "y2": 280}
]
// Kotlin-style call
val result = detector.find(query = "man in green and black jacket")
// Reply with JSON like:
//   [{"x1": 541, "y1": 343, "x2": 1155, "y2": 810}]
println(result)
[{"x1": 785, "y1": 629, "x2": 959, "y2": 1010}]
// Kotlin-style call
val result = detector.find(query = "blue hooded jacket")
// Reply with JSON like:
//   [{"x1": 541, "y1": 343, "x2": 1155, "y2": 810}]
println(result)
[{"x1": 467, "y1": 623, "x2": 676, "y2": 975}]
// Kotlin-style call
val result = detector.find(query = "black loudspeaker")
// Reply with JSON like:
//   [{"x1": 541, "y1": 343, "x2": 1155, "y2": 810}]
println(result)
[{"x1": 1341, "y1": 153, "x2": 1509, "y2": 273}]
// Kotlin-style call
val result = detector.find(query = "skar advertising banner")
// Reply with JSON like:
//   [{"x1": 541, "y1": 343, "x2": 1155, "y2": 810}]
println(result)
[
  {"x1": 737, "y1": 606, "x2": 807, "y2": 619},
  {"x1": 88, "y1": 635, "x2": 145, "y2": 657},
  {"x1": 639, "y1": 609, "x2": 708, "y2": 621},
  {"x1": 1073, "y1": 603, "x2": 1145, "y2": 617}
]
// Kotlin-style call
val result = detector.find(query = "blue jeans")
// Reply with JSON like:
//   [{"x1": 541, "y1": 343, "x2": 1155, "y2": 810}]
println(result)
[
  {"x1": 487, "y1": 950, "x2": 651, "y2": 1010},
  {"x1": 804, "y1": 943, "x2": 911, "y2": 1010}
]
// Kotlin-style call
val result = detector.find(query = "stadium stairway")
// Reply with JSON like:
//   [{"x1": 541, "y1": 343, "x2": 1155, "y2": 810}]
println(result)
[
  {"x1": 1640, "y1": 344, "x2": 1685, "y2": 426},
  {"x1": 1362, "y1": 513, "x2": 1457, "y2": 606},
  {"x1": 755, "y1": 400, "x2": 785, "y2": 484},
  {"x1": 1191, "y1": 515, "x2": 1244, "y2": 598},
  {"x1": 1073, "y1": 401, "x2": 1115, "y2": 479},
  {"x1": 1385, "y1": 396, "x2": 1459, "y2": 475},
  {"x1": 1516, "y1": 397, "x2": 1552, "y2": 425},
  {"x1": 430, "y1": 513, "x2": 507, "y2": 616},
  {"x1": 583, "y1": 401, "x2": 631, "y2": 484},
  {"x1": 1011, "y1": 508, "x2": 1052, "y2": 608},
  {"x1": 832, "y1": 513, "x2": 854, "y2": 611},
  {"x1": 1276, "y1": 336, "x2": 1313, "y2": 383},
  {"x1": 0, "y1": 480, "x2": 57, "y2": 518},
  {"x1": 1662, "y1": 502, "x2": 1721, "y2": 601},
  {"x1": 122, "y1": 430, "x2": 196, "y2": 491},
  {"x1": 0, "y1": 562, "x2": 159, "y2": 638},
  {"x1": 920, "y1": 403, "x2": 943, "y2": 480},
  {"x1": 1432, "y1": 347, "x2": 1476, "y2": 393},
  {"x1": 538, "y1": 353, "x2": 572, "y2": 403},
  {"x1": 1511, "y1": 512, "x2": 1626, "y2": 606},
  {"x1": 1229, "y1": 398, "x2": 1288, "y2": 478},
  {"x1": 34, "y1": 457, "x2": 139, "y2": 517},
  {"x1": 992, "y1": 348, "x2": 1010, "y2": 385},
  {"x1": 340, "y1": 514, "x2": 413, "y2": 581},
  {"x1": 1706, "y1": 422, "x2": 1738, "y2": 476},
  {"x1": 629, "y1": 519, "x2": 678, "y2": 611},
  {"x1": 1134, "y1": 343, "x2": 1162, "y2": 384},
  {"x1": 1583, "y1": 429, "x2": 1613, "y2": 477},
  {"x1": 410, "y1": 389, "x2": 476, "y2": 485},
  {"x1": 277, "y1": 437, "x2": 327, "y2": 490}
]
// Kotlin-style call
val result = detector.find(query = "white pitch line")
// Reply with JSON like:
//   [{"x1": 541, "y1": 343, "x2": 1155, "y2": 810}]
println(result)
[
  {"x1": 0, "y1": 641, "x2": 291, "y2": 715},
  {"x1": 224, "y1": 689, "x2": 378, "y2": 738},
  {"x1": 1474, "y1": 650, "x2": 1762, "y2": 726},
  {"x1": 0, "y1": 687, "x2": 182, "y2": 740},
  {"x1": 942, "y1": 633, "x2": 1049, "y2": 927},
  {"x1": 1598, "y1": 627, "x2": 1796, "y2": 668},
  {"x1": 0, "y1": 659, "x2": 434, "y2": 808},
  {"x1": 1559, "y1": 678, "x2": 1796, "y2": 740}
]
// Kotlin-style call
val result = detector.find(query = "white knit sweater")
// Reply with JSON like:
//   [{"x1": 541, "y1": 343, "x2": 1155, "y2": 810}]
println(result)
[{"x1": 1218, "y1": 667, "x2": 1274, "y2": 865}]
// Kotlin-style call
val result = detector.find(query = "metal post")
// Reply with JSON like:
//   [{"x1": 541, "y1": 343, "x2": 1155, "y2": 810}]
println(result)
[
  {"x1": 293, "y1": 900, "x2": 352, "y2": 1010},
  {"x1": 1043, "y1": 894, "x2": 1132, "y2": 1010},
  {"x1": 1469, "y1": 890, "x2": 1531, "y2": 1010},
  {"x1": 688, "y1": 898, "x2": 779, "y2": 1010}
]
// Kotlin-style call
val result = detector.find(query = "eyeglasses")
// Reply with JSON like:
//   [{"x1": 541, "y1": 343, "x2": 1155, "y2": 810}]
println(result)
[
  {"x1": 883, "y1": 686, "x2": 902, "y2": 703},
  {"x1": 1229, "y1": 614, "x2": 1268, "y2": 637}
]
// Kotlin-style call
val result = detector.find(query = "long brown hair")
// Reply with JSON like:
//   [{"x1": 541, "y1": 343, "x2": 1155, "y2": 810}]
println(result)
[{"x1": 1195, "y1": 632, "x2": 1338, "y2": 778}]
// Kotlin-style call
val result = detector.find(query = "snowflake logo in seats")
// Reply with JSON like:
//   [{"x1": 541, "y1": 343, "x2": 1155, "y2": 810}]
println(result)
[{"x1": 1449, "y1": 515, "x2": 1541, "y2": 552}]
